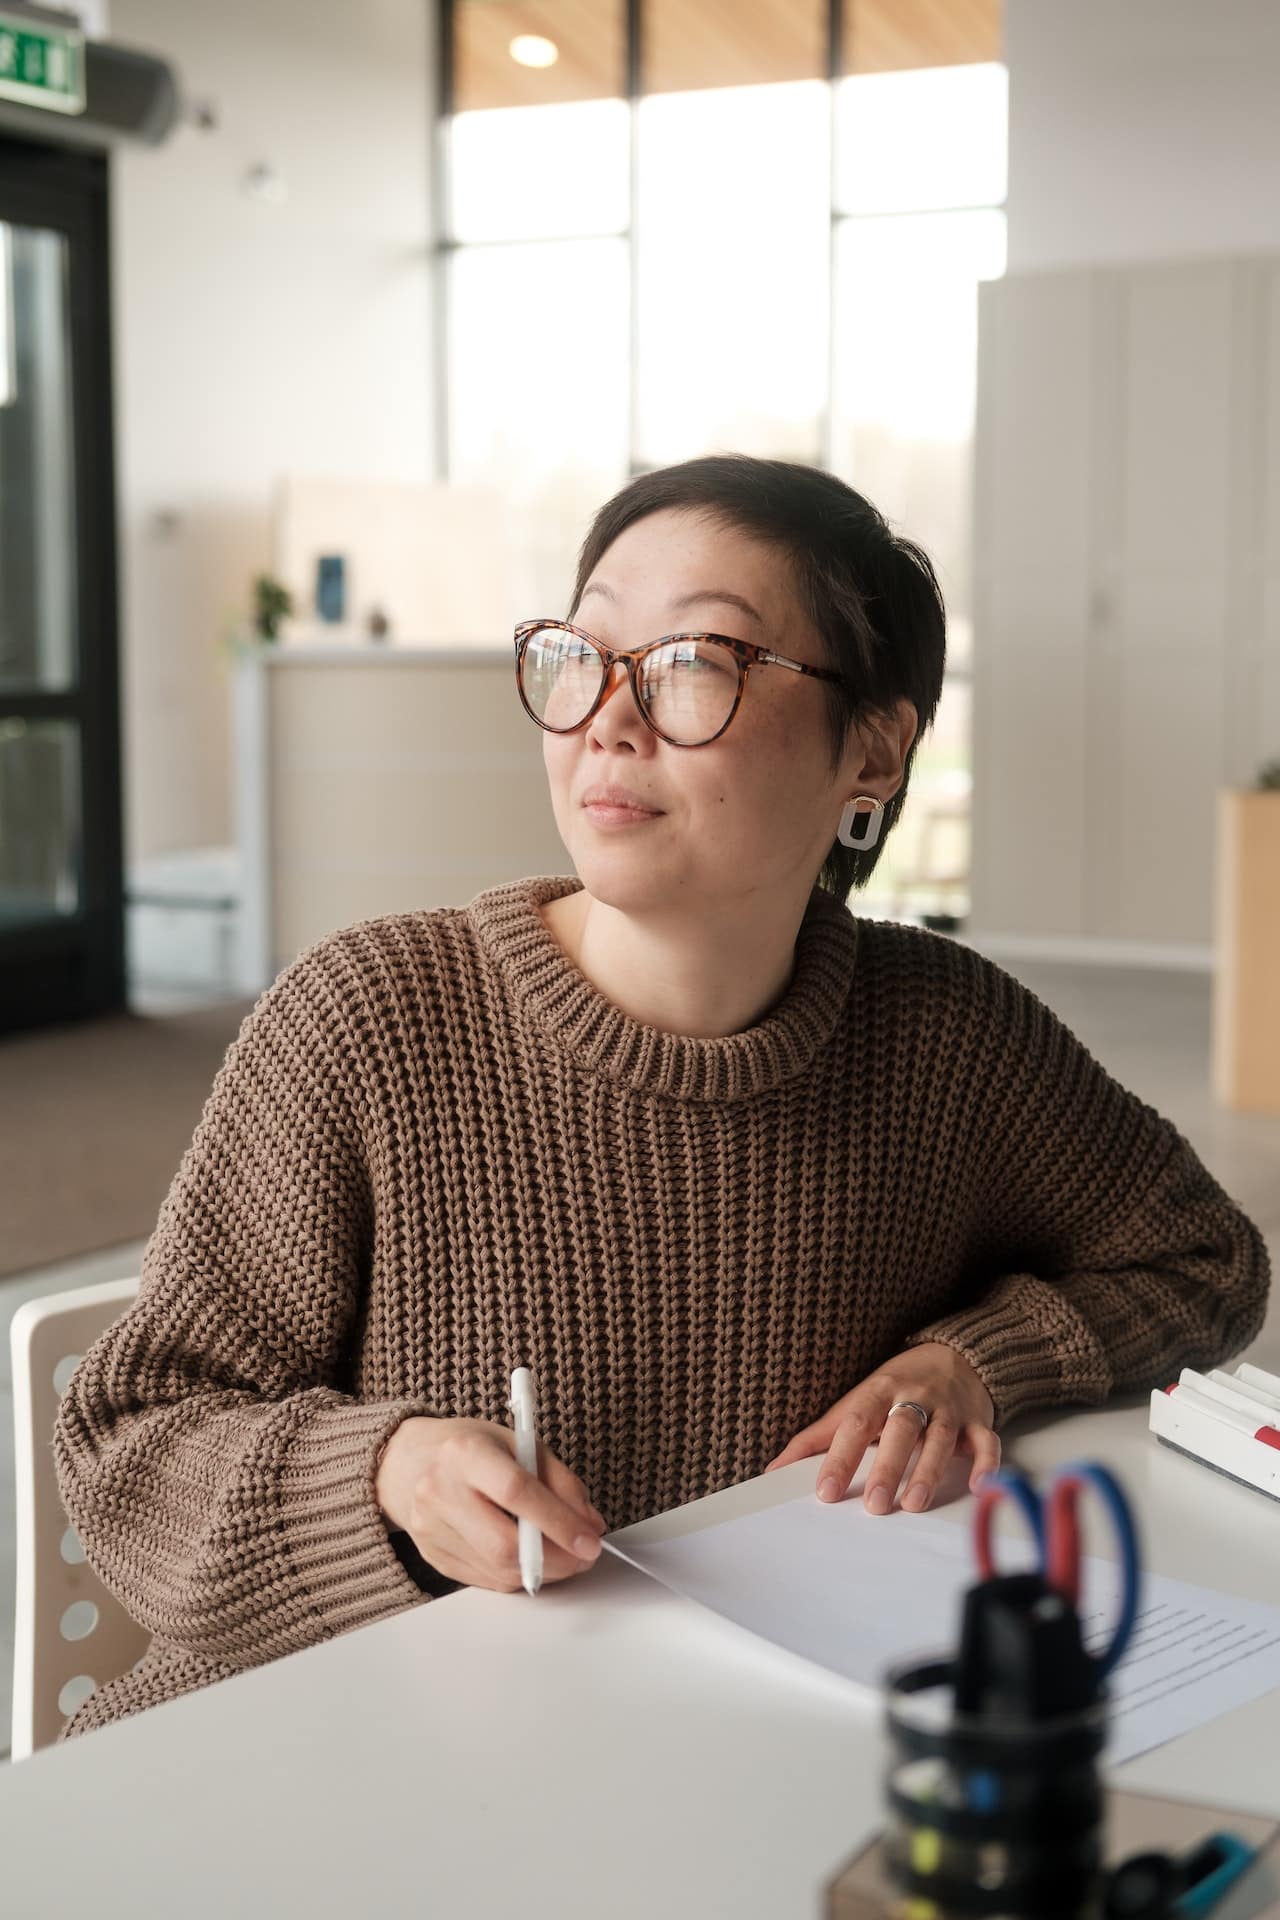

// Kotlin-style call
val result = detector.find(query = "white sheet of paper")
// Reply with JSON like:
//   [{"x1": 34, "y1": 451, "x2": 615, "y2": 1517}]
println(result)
[{"x1": 601, "y1": 1496, "x2": 1280, "y2": 1765}]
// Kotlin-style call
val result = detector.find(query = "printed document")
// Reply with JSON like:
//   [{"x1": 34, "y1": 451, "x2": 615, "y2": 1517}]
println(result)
[{"x1": 602, "y1": 1497, "x2": 1280, "y2": 1764}]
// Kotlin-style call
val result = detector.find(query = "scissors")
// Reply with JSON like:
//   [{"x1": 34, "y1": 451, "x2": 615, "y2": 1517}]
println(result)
[{"x1": 972, "y1": 1459, "x2": 1141, "y2": 1679}]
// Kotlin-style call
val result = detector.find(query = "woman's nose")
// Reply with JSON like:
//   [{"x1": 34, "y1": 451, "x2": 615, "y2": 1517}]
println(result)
[{"x1": 597, "y1": 658, "x2": 639, "y2": 713}]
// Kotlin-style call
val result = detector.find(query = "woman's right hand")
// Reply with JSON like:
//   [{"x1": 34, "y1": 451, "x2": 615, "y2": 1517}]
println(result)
[{"x1": 374, "y1": 1416, "x2": 608, "y2": 1592}]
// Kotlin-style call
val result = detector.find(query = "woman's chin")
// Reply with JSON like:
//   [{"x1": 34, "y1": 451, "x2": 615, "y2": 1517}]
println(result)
[{"x1": 572, "y1": 853, "x2": 677, "y2": 908}]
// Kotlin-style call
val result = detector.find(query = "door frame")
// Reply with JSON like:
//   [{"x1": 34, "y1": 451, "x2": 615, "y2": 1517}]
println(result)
[{"x1": 0, "y1": 131, "x2": 124, "y2": 1032}]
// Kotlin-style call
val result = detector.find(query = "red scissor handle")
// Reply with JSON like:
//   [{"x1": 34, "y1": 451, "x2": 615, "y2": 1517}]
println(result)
[
  {"x1": 1044, "y1": 1475, "x2": 1082, "y2": 1607},
  {"x1": 974, "y1": 1471, "x2": 1083, "y2": 1607}
]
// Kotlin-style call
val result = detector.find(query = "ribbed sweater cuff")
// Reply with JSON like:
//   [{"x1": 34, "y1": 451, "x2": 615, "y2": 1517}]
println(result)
[
  {"x1": 275, "y1": 1396, "x2": 441, "y2": 1638},
  {"x1": 903, "y1": 1271, "x2": 1113, "y2": 1433}
]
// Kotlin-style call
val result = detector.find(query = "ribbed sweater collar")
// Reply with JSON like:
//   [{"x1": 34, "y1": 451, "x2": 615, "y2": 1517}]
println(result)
[{"x1": 466, "y1": 872, "x2": 860, "y2": 1102}]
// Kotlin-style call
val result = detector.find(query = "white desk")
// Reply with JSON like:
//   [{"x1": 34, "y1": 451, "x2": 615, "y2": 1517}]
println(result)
[{"x1": 2, "y1": 1395, "x2": 1277, "y2": 1918}]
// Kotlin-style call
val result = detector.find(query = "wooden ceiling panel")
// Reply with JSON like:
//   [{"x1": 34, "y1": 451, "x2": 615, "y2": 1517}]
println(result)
[
  {"x1": 844, "y1": 0, "x2": 1002, "y2": 74},
  {"x1": 454, "y1": 0, "x2": 625, "y2": 111},
  {"x1": 451, "y1": 0, "x2": 1004, "y2": 114},
  {"x1": 644, "y1": 0, "x2": 826, "y2": 95}
]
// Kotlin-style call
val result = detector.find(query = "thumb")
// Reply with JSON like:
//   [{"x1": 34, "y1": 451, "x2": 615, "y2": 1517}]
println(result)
[{"x1": 764, "y1": 1418, "x2": 839, "y2": 1473}]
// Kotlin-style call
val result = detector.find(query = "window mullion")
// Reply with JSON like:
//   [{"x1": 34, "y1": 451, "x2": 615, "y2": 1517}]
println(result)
[
  {"x1": 822, "y1": 0, "x2": 840, "y2": 472},
  {"x1": 627, "y1": 0, "x2": 640, "y2": 474}
]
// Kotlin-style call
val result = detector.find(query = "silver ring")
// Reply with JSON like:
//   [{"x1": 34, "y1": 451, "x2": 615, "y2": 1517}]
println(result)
[{"x1": 887, "y1": 1399, "x2": 930, "y2": 1434}]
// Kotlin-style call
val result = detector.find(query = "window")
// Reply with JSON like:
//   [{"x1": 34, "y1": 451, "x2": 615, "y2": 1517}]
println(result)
[
  {"x1": 444, "y1": 6, "x2": 631, "y2": 613},
  {"x1": 449, "y1": 99, "x2": 630, "y2": 242},
  {"x1": 834, "y1": 62, "x2": 1007, "y2": 214},
  {"x1": 447, "y1": 237, "x2": 630, "y2": 616},
  {"x1": 440, "y1": 0, "x2": 1005, "y2": 920},
  {"x1": 635, "y1": 80, "x2": 829, "y2": 466}
]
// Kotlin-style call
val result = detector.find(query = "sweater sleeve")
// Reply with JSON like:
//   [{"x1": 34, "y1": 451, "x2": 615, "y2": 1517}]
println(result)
[
  {"x1": 52, "y1": 938, "x2": 444, "y2": 1671},
  {"x1": 901, "y1": 958, "x2": 1271, "y2": 1433}
]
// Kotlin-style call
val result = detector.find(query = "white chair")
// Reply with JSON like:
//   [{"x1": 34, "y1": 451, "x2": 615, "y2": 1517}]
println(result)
[{"x1": 9, "y1": 1277, "x2": 151, "y2": 1759}]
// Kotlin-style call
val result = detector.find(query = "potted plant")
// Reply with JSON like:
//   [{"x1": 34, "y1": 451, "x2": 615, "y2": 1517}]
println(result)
[
  {"x1": 252, "y1": 573, "x2": 293, "y2": 641},
  {"x1": 1211, "y1": 755, "x2": 1280, "y2": 1112}
]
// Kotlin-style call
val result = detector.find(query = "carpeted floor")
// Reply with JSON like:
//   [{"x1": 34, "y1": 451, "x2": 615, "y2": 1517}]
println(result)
[{"x1": 0, "y1": 998, "x2": 258, "y2": 1281}]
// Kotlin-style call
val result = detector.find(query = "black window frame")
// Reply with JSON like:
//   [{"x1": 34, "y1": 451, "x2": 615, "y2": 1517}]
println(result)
[{"x1": 0, "y1": 131, "x2": 125, "y2": 1033}]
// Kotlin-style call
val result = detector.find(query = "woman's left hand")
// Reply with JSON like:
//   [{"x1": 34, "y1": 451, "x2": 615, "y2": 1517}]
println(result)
[{"x1": 762, "y1": 1341, "x2": 1001, "y2": 1514}]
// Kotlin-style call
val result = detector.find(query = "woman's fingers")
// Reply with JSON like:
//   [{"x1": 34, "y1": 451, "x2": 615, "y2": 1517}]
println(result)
[
  {"x1": 819, "y1": 1403, "x2": 964, "y2": 1516},
  {"x1": 860, "y1": 1406, "x2": 955, "y2": 1514},
  {"x1": 538, "y1": 1441, "x2": 607, "y2": 1533},
  {"x1": 419, "y1": 1510, "x2": 478, "y2": 1586},
  {"x1": 898, "y1": 1414, "x2": 962, "y2": 1511},
  {"x1": 474, "y1": 1444, "x2": 603, "y2": 1568},
  {"x1": 965, "y1": 1421, "x2": 1002, "y2": 1492},
  {"x1": 764, "y1": 1421, "x2": 833, "y2": 1472},
  {"x1": 399, "y1": 1418, "x2": 607, "y2": 1592},
  {"x1": 462, "y1": 1488, "x2": 597, "y2": 1585},
  {"x1": 816, "y1": 1398, "x2": 886, "y2": 1501},
  {"x1": 782, "y1": 1350, "x2": 1001, "y2": 1517}
]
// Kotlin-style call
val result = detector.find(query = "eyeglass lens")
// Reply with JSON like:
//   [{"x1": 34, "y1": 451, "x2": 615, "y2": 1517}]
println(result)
[{"x1": 521, "y1": 626, "x2": 739, "y2": 745}]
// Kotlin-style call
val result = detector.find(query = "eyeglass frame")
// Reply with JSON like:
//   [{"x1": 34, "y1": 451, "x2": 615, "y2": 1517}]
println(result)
[{"x1": 513, "y1": 618, "x2": 850, "y2": 748}]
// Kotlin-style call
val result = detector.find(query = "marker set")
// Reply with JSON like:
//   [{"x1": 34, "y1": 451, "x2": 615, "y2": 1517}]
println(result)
[{"x1": 1149, "y1": 1361, "x2": 1280, "y2": 1501}]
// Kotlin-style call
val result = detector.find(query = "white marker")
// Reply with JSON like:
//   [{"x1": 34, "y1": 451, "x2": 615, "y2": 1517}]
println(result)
[
  {"x1": 1240, "y1": 1361, "x2": 1280, "y2": 1401},
  {"x1": 1199, "y1": 1369, "x2": 1280, "y2": 1420},
  {"x1": 1166, "y1": 1381, "x2": 1280, "y2": 1449},
  {"x1": 508, "y1": 1366, "x2": 543, "y2": 1596}
]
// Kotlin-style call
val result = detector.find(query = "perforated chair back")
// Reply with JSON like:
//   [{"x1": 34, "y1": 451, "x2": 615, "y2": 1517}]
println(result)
[{"x1": 9, "y1": 1277, "x2": 151, "y2": 1759}]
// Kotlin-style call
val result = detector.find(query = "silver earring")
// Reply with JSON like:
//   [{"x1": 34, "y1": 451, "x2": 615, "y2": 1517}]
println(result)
[{"x1": 836, "y1": 795, "x2": 884, "y2": 851}]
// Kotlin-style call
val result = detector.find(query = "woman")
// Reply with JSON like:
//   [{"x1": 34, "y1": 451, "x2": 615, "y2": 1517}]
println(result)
[{"x1": 53, "y1": 455, "x2": 1270, "y2": 1741}]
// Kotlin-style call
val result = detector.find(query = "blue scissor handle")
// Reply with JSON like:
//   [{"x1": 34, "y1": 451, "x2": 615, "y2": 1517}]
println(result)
[
  {"x1": 977, "y1": 1464, "x2": 1048, "y2": 1554},
  {"x1": 974, "y1": 1459, "x2": 1140, "y2": 1677}
]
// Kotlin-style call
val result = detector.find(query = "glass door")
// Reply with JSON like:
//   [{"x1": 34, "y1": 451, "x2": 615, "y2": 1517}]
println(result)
[{"x1": 0, "y1": 131, "x2": 123, "y2": 1033}]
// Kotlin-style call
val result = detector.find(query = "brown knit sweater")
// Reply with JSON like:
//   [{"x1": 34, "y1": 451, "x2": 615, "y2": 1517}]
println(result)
[{"x1": 52, "y1": 873, "x2": 1270, "y2": 1743}]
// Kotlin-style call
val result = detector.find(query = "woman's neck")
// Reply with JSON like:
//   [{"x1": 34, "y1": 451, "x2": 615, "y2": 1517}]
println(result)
[{"x1": 537, "y1": 885, "x2": 802, "y2": 1040}]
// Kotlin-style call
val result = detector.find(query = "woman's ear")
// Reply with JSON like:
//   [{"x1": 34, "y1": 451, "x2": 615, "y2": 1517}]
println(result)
[{"x1": 851, "y1": 701, "x2": 917, "y2": 800}]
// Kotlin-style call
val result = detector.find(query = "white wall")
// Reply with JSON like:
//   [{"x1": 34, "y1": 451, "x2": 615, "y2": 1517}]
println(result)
[
  {"x1": 106, "y1": 0, "x2": 436, "y2": 863},
  {"x1": 1006, "y1": 0, "x2": 1280, "y2": 271},
  {"x1": 70, "y1": 0, "x2": 109, "y2": 35}
]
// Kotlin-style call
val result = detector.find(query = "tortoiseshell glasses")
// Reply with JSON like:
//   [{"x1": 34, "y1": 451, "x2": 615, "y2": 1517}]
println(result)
[{"x1": 514, "y1": 619, "x2": 848, "y2": 748}]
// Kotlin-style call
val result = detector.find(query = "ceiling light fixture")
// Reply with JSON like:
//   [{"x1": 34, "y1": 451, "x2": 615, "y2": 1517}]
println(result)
[{"x1": 509, "y1": 33, "x2": 558, "y2": 69}]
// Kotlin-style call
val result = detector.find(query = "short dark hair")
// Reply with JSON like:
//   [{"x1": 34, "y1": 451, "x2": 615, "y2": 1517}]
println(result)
[{"x1": 567, "y1": 453, "x2": 948, "y2": 903}]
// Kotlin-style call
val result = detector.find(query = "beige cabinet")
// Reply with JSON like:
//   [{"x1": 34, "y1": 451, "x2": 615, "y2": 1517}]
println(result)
[
  {"x1": 232, "y1": 642, "x2": 568, "y2": 989},
  {"x1": 970, "y1": 255, "x2": 1280, "y2": 960}
]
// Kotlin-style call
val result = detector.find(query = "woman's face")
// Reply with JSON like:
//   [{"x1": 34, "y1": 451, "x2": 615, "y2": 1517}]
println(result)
[{"x1": 541, "y1": 506, "x2": 886, "y2": 916}]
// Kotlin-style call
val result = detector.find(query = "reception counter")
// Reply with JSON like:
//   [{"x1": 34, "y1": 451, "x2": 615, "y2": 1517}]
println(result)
[{"x1": 231, "y1": 640, "x2": 568, "y2": 993}]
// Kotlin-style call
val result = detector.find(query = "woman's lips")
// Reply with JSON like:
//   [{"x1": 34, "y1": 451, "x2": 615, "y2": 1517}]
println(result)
[{"x1": 583, "y1": 802, "x2": 664, "y2": 825}]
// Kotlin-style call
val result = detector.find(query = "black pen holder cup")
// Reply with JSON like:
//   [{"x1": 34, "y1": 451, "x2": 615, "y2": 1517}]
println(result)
[{"x1": 881, "y1": 1653, "x2": 1111, "y2": 1920}]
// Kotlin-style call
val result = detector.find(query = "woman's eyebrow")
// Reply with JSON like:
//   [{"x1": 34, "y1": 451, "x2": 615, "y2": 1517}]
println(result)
[{"x1": 579, "y1": 581, "x2": 764, "y2": 626}]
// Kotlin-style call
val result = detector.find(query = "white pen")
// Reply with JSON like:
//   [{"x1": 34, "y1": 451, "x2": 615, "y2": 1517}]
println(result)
[{"x1": 508, "y1": 1366, "x2": 543, "y2": 1596}]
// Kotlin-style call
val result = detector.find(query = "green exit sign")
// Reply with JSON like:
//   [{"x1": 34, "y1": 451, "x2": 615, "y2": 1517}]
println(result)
[{"x1": 0, "y1": 9, "x2": 86, "y2": 116}]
